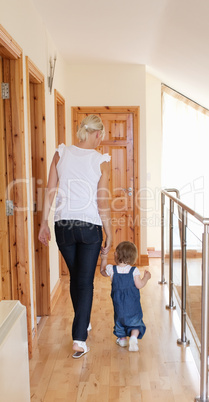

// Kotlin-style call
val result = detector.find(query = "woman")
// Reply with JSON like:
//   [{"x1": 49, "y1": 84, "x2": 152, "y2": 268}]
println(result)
[{"x1": 38, "y1": 114, "x2": 112, "y2": 358}]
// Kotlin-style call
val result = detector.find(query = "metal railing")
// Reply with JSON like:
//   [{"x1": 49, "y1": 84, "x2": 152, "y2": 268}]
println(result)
[
  {"x1": 160, "y1": 188, "x2": 182, "y2": 286},
  {"x1": 161, "y1": 189, "x2": 209, "y2": 402}
]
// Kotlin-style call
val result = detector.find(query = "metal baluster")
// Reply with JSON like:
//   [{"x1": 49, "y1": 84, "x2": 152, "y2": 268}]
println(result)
[
  {"x1": 195, "y1": 224, "x2": 209, "y2": 402},
  {"x1": 159, "y1": 192, "x2": 167, "y2": 285},
  {"x1": 177, "y1": 209, "x2": 190, "y2": 346},
  {"x1": 166, "y1": 199, "x2": 176, "y2": 310}
]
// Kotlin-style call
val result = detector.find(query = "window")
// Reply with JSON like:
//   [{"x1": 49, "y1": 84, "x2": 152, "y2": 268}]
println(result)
[
  {"x1": 162, "y1": 85, "x2": 209, "y2": 249},
  {"x1": 162, "y1": 85, "x2": 209, "y2": 215}
]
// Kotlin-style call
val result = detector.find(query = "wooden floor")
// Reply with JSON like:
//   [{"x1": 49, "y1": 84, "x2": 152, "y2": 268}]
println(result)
[{"x1": 29, "y1": 258, "x2": 200, "y2": 402}]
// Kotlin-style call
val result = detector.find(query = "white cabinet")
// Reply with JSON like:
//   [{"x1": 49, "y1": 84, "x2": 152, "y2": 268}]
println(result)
[{"x1": 0, "y1": 301, "x2": 30, "y2": 402}]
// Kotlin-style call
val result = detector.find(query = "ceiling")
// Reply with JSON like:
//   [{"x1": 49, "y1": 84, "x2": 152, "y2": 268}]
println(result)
[{"x1": 32, "y1": 0, "x2": 209, "y2": 108}]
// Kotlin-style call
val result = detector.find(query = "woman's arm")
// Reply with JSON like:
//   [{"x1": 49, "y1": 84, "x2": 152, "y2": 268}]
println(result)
[
  {"x1": 134, "y1": 270, "x2": 151, "y2": 290},
  {"x1": 38, "y1": 152, "x2": 59, "y2": 246},
  {"x1": 97, "y1": 161, "x2": 112, "y2": 254}
]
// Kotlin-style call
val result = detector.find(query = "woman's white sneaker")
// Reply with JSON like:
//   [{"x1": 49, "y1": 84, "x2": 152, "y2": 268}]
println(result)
[{"x1": 87, "y1": 323, "x2": 92, "y2": 331}]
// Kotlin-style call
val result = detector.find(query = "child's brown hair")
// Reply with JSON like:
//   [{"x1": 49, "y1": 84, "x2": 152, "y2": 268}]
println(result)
[{"x1": 115, "y1": 241, "x2": 138, "y2": 265}]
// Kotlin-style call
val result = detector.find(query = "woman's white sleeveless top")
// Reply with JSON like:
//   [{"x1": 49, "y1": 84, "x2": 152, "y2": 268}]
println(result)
[{"x1": 54, "y1": 144, "x2": 111, "y2": 225}]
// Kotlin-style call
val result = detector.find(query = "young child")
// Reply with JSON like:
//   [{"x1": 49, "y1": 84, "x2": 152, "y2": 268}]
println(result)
[{"x1": 100, "y1": 241, "x2": 151, "y2": 352}]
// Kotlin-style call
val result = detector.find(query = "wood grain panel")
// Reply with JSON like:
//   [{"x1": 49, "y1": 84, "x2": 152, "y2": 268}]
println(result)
[
  {"x1": 111, "y1": 146, "x2": 127, "y2": 206},
  {"x1": 30, "y1": 80, "x2": 50, "y2": 316},
  {"x1": 3, "y1": 59, "x2": 18, "y2": 300},
  {"x1": 0, "y1": 58, "x2": 11, "y2": 300}
]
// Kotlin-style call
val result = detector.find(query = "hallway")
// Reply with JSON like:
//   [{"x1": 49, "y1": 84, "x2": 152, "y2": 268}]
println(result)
[{"x1": 29, "y1": 258, "x2": 200, "y2": 401}]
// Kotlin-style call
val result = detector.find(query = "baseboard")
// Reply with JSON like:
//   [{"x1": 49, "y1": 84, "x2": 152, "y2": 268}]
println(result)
[
  {"x1": 140, "y1": 254, "x2": 149, "y2": 266},
  {"x1": 147, "y1": 247, "x2": 161, "y2": 258},
  {"x1": 50, "y1": 278, "x2": 62, "y2": 312},
  {"x1": 31, "y1": 316, "x2": 48, "y2": 357},
  {"x1": 165, "y1": 249, "x2": 202, "y2": 259},
  {"x1": 31, "y1": 327, "x2": 37, "y2": 358},
  {"x1": 148, "y1": 250, "x2": 161, "y2": 258},
  {"x1": 147, "y1": 248, "x2": 202, "y2": 259}
]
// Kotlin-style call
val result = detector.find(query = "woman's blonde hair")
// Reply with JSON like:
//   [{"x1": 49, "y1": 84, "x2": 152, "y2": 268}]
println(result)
[
  {"x1": 77, "y1": 114, "x2": 105, "y2": 142},
  {"x1": 115, "y1": 241, "x2": 138, "y2": 265}
]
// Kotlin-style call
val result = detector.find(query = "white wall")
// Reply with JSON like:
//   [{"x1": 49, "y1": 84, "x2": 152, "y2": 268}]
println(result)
[{"x1": 146, "y1": 73, "x2": 162, "y2": 250}]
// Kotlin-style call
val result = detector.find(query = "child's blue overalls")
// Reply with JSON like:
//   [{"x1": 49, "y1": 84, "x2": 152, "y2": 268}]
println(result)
[{"x1": 111, "y1": 266, "x2": 146, "y2": 339}]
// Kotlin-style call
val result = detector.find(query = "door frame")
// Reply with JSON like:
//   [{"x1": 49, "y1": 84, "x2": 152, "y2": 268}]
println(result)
[
  {"x1": 71, "y1": 106, "x2": 143, "y2": 265},
  {"x1": 54, "y1": 89, "x2": 68, "y2": 276},
  {"x1": 25, "y1": 57, "x2": 50, "y2": 345},
  {"x1": 54, "y1": 89, "x2": 66, "y2": 147},
  {"x1": 0, "y1": 25, "x2": 32, "y2": 356}
]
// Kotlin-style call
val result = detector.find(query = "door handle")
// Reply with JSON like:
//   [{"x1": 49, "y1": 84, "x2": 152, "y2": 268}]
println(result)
[
  {"x1": 122, "y1": 187, "x2": 132, "y2": 196},
  {"x1": 6, "y1": 200, "x2": 14, "y2": 216},
  {"x1": 122, "y1": 187, "x2": 132, "y2": 192}
]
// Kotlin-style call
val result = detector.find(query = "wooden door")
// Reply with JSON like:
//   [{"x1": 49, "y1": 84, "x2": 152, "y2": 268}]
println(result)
[
  {"x1": 0, "y1": 58, "x2": 12, "y2": 300},
  {"x1": 72, "y1": 107, "x2": 140, "y2": 265},
  {"x1": 0, "y1": 58, "x2": 30, "y2": 300},
  {"x1": 54, "y1": 90, "x2": 68, "y2": 276}
]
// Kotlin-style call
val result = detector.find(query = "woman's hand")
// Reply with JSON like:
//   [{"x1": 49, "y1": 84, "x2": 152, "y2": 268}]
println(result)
[
  {"x1": 97, "y1": 161, "x2": 113, "y2": 255},
  {"x1": 38, "y1": 151, "x2": 59, "y2": 245},
  {"x1": 38, "y1": 221, "x2": 51, "y2": 246},
  {"x1": 101, "y1": 233, "x2": 112, "y2": 255}
]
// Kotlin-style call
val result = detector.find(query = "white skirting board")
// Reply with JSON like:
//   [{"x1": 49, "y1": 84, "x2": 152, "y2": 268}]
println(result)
[{"x1": 0, "y1": 300, "x2": 30, "y2": 402}]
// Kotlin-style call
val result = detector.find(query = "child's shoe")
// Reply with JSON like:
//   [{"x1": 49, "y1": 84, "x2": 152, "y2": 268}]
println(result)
[
  {"x1": 116, "y1": 338, "x2": 128, "y2": 347},
  {"x1": 129, "y1": 335, "x2": 139, "y2": 352}
]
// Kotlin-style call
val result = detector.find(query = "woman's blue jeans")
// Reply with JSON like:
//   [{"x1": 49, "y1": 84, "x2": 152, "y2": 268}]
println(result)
[{"x1": 55, "y1": 220, "x2": 102, "y2": 342}]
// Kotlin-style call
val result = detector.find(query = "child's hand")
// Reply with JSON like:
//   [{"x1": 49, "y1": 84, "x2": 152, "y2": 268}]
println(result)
[
  {"x1": 100, "y1": 253, "x2": 108, "y2": 261},
  {"x1": 144, "y1": 270, "x2": 151, "y2": 280},
  {"x1": 100, "y1": 255, "x2": 108, "y2": 277},
  {"x1": 100, "y1": 267, "x2": 108, "y2": 277}
]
